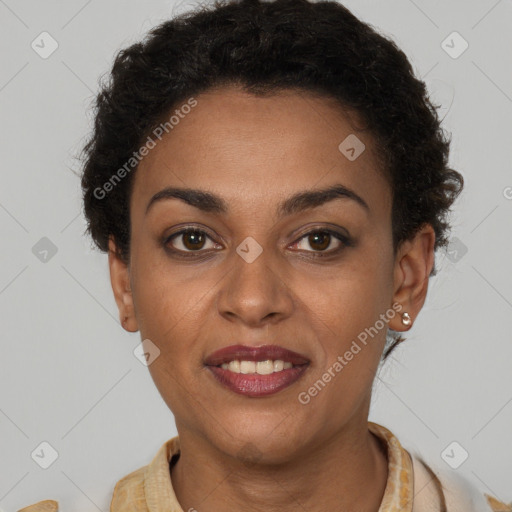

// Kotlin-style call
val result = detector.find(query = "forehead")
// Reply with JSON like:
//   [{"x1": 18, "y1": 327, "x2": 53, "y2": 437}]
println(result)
[{"x1": 130, "y1": 86, "x2": 390, "y2": 219}]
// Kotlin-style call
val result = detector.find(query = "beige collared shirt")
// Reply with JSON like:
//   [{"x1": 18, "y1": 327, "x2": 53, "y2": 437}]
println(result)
[{"x1": 18, "y1": 422, "x2": 511, "y2": 512}]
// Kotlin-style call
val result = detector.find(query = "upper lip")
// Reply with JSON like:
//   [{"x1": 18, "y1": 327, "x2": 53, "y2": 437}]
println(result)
[{"x1": 204, "y1": 344, "x2": 310, "y2": 366}]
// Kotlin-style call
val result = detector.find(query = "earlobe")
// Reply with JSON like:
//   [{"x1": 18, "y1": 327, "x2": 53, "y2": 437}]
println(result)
[
  {"x1": 108, "y1": 236, "x2": 139, "y2": 332},
  {"x1": 389, "y1": 224, "x2": 435, "y2": 332}
]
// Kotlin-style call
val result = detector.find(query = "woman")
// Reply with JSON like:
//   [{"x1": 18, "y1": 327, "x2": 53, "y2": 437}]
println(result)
[{"x1": 19, "y1": 0, "x2": 511, "y2": 510}]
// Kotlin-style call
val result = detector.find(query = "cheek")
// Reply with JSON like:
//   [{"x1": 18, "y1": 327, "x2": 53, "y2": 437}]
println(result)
[
  {"x1": 298, "y1": 285, "x2": 385, "y2": 421},
  {"x1": 137, "y1": 264, "x2": 213, "y2": 412},
  {"x1": 302, "y1": 251, "x2": 392, "y2": 374},
  {"x1": 131, "y1": 243, "x2": 212, "y2": 339},
  {"x1": 306, "y1": 263, "x2": 388, "y2": 334}
]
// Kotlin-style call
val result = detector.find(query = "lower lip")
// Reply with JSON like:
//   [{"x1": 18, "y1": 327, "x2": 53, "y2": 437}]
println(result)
[{"x1": 206, "y1": 365, "x2": 309, "y2": 397}]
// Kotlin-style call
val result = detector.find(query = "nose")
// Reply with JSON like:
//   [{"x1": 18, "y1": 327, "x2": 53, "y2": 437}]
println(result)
[{"x1": 216, "y1": 244, "x2": 294, "y2": 327}]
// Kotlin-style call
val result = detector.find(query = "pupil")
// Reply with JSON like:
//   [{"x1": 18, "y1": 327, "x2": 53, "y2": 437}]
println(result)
[
  {"x1": 310, "y1": 232, "x2": 330, "y2": 251},
  {"x1": 184, "y1": 231, "x2": 205, "y2": 250}
]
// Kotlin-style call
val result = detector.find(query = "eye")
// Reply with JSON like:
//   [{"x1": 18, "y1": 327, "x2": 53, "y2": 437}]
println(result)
[
  {"x1": 165, "y1": 228, "x2": 219, "y2": 253},
  {"x1": 163, "y1": 226, "x2": 352, "y2": 258},
  {"x1": 292, "y1": 229, "x2": 351, "y2": 254}
]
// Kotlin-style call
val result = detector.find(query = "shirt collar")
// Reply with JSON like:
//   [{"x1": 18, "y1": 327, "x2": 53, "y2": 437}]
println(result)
[
  {"x1": 143, "y1": 435, "x2": 182, "y2": 512},
  {"x1": 368, "y1": 421, "x2": 414, "y2": 512},
  {"x1": 139, "y1": 421, "x2": 414, "y2": 512}
]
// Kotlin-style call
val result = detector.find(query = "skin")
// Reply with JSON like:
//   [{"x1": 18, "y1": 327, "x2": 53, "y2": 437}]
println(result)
[{"x1": 109, "y1": 85, "x2": 435, "y2": 511}]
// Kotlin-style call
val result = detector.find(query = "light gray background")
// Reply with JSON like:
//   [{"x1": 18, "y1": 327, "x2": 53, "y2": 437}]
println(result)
[{"x1": 1, "y1": 0, "x2": 511, "y2": 510}]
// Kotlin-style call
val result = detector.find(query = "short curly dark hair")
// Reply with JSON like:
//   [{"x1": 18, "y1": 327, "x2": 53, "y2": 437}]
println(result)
[{"x1": 80, "y1": 0, "x2": 464, "y2": 360}]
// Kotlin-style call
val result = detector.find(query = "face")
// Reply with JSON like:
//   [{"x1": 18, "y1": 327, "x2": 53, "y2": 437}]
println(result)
[{"x1": 109, "y1": 85, "x2": 434, "y2": 463}]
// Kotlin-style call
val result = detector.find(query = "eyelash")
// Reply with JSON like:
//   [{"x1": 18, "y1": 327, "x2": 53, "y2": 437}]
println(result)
[{"x1": 163, "y1": 226, "x2": 353, "y2": 259}]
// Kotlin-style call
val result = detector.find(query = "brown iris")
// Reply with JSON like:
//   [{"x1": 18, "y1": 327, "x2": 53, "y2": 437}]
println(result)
[
  {"x1": 182, "y1": 230, "x2": 206, "y2": 250},
  {"x1": 307, "y1": 231, "x2": 331, "y2": 251}
]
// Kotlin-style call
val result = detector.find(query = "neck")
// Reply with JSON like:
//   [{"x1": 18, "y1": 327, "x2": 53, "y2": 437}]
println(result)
[{"x1": 171, "y1": 419, "x2": 388, "y2": 512}]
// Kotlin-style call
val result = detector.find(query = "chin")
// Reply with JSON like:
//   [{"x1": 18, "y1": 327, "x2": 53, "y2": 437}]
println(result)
[{"x1": 215, "y1": 422, "x2": 307, "y2": 465}]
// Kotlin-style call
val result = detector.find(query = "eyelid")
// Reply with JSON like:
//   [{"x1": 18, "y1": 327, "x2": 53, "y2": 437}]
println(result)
[
  {"x1": 163, "y1": 223, "x2": 353, "y2": 256},
  {"x1": 289, "y1": 227, "x2": 353, "y2": 254},
  {"x1": 163, "y1": 226, "x2": 219, "y2": 252},
  {"x1": 291, "y1": 223, "x2": 351, "y2": 242}
]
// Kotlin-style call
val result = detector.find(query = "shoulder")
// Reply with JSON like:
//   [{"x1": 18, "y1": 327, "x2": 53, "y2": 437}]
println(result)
[
  {"x1": 16, "y1": 500, "x2": 59, "y2": 512},
  {"x1": 16, "y1": 438, "x2": 177, "y2": 512},
  {"x1": 410, "y1": 452, "x2": 512, "y2": 512},
  {"x1": 109, "y1": 465, "x2": 148, "y2": 511},
  {"x1": 14, "y1": 468, "x2": 150, "y2": 512},
  {"x1": 15, "y1": 466, "x2": 148, "y2": 512},
  {"x1": 13, "y1": 466, "x2": 149, "y2": 512},
  {"x1": 110, "y1": 436, "x2": 179, "y2": 510}
]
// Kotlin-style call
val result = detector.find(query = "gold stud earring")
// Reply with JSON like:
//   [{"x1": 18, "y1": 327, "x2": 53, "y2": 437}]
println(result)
[{"x1": 401, "y1": 312, "x2": 412, "y2": 326}]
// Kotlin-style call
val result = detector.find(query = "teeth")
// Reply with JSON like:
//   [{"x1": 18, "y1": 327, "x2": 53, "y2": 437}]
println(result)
[
  {"x1": 273, "y1": 360, "x2": 284, "y2": 372},
  {"x1": 240, "y1": 361, "x2": 256, "y2": 374},
  {"x1": 256, "y1": 360, "x2": 274, "y2": 375},
  {"x1": 219, "y1": 359, "x2": 295, "y2": 374},
  {"x1": 228, "y1": 360, "x2": 240, "y2": 372}
]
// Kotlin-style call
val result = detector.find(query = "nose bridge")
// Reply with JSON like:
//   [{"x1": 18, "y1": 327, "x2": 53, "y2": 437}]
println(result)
[{"x1": 217, "y1": 238, "x2": 292, "y2": 324}]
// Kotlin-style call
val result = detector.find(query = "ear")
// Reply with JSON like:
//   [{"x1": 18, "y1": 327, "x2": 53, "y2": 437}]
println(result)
[
  {"x1": 388, "y1": 223, "x2": 436, "y2": 332},
  {"x1": 108, "y1": 236, "x2": 138, "y2": 332}
]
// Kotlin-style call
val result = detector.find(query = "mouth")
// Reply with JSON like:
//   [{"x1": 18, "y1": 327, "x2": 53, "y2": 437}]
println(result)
[{"x1": 204, "y1": 344, "x2": 310, "y2": 397}]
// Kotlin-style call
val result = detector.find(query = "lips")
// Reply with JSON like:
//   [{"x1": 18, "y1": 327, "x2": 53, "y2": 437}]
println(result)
[
  {"x1": 204, "y1": 344, "x2": 310, "y2": 366},
  {"x1": 204, "y1": 344, "x2": 310, "y2": 397}
]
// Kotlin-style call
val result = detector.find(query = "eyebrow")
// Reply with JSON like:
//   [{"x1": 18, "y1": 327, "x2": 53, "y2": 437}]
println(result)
[{"x1": 145, "y1": 184, "x2": 370, "y2": 218}]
